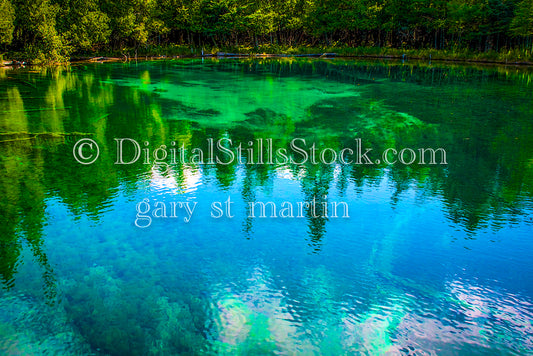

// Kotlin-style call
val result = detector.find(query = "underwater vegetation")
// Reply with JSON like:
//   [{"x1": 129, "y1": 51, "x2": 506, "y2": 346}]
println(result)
[{"x1": 0, "y1": 292, "x2": 92, "y2": 354}]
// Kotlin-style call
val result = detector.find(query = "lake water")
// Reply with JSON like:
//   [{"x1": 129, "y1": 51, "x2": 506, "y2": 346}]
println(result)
[{"x1": 0, "y1": 59, "x2": 532, "y2": 355}]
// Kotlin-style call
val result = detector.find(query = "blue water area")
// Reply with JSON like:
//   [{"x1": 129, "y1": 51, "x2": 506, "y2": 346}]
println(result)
[{"x1": 0, "y1": 59, "x2": 532, "y2": 355}]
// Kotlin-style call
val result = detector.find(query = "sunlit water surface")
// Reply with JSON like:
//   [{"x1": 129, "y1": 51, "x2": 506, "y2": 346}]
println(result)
[{"x1": 1, "y1": 59, "x2": 532, "y2": 355}]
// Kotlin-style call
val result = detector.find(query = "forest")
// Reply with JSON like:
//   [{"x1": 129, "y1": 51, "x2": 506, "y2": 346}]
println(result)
[{"x1": 0, "y1": 0, "x2": 532, "y2": 63}]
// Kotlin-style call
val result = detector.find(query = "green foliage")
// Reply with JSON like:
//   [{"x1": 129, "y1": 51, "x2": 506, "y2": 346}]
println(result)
[
  {"x1": 0, "y1": 0, "x2": 15, "y2": 46},
  {"x1": 101, "y1": 0, "x2": 168, "y2": 48},
  {"x1": 511, "y1": 0, "x2": 533, "y2": 37},
  {"x1": 4, "y1": 0, "x2": 533, "y2": 62},
  {"x1": 12, "y1": 0, "x2": 71, "y2": 63},
  {"x1": 57, "y1": 0, "x2": 111, "y2": 51}
]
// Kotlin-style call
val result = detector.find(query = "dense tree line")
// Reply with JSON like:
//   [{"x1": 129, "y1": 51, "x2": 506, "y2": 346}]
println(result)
[{"x1": 0, "y1": 0, "x2": 532, "y2": 62}]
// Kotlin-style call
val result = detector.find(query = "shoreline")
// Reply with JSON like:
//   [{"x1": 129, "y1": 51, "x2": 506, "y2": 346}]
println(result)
[
  {"x1": 76, "y1": 53, "x2": 533, "y2": 67},
  {"x1": 2, "y1": 51, "x2": 533, "y2": 68}
]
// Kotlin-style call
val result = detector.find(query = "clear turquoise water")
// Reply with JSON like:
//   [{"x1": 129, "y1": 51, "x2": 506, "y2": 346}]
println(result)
[{"x1": 0, "y1": 59, "x2": 532, "y2": 355}]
